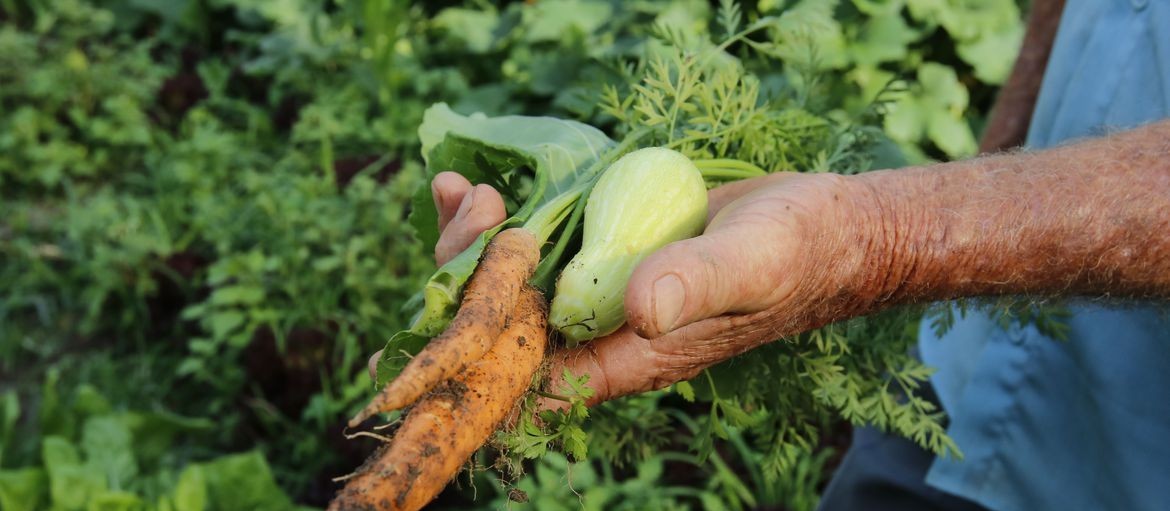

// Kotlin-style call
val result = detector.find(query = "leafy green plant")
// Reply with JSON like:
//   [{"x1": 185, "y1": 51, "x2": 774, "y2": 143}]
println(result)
[
  {"x1": 0, "y1": 375, "x2": 306, "y2": 511},
  {"x1": 1, "y1": 0, "x2": 1023, "y2": 508},
  {"x1": 1, "y1": 0, "x2": 436, "y2": 500},
  {"x1": 837, "y1": 0, "x2": 1024, "y2": 160},
  {"x1": 488, "y1": 391, "x2": 832, "y2": 511},
  {"x1": 480, "y1": 450, "x2": 726, "y2": 511},
  {"x1": 357, "y1": 4, "x2": 959, "y2": 508}
]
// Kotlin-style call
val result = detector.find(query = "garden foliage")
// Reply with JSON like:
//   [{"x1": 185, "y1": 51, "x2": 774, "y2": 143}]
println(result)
[{"x1": 0, "y1": 0, "x2": 1022, "y2": 509}]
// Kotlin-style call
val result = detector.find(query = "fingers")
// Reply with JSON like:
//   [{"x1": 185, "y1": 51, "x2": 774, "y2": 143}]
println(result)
[
  {"x1": 544, "y1": 311, "x2": 783, "y2": 407},
  {"x1": 432, "y1": 172, "x2": 473, "y2": 231},
  {"x1": 434, "y1": 183, "x2": 507, "y2": 265},
  {"x1": 428, "y1": 171, "x2": 783, "y2": 266},
  {"x1": 624, "y1": 219, "x2": 796, "y2": 339}
]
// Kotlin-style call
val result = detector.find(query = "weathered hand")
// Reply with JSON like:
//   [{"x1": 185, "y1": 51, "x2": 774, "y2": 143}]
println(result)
[
  {"x1": 371, "y1": 170, "x2": 882, "y2": 406},
  {"x1": 373, "y1": 120, "x2": 1170, "y2": 405}
]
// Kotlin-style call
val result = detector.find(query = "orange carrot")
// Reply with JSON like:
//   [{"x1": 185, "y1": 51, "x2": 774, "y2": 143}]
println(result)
[
  {"x1": 348, "y1": 228, "x2": 539, "y2": 427},
  {"x1": 330, "y1": 285, "x2": 548, "y2": 511}
]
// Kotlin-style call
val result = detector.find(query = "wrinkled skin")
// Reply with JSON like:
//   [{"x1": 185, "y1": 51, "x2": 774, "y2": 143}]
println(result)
[
  {"x1": 375, "y1": 116, "x2": 1170, "y2": 403},
  {"x1": 371, "y1": 170, "x2": 882, "y2": 406}
]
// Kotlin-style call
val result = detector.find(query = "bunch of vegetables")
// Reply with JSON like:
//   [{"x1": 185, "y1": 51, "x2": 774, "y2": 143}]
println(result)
[
  {"x1": 0, "y1": 0, "x2": 1028, "y2": 508},
  {"x1": 330, "y1": 5, "x2": 955, "y2": 509},
  {"x1": 332, "y1": 117, "x2": 741, "y2": 510}
]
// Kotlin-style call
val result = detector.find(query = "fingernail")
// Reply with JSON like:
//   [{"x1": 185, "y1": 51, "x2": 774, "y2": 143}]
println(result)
[{"x1": 652, "y1": 274, "x2": 685, "y2": 333}]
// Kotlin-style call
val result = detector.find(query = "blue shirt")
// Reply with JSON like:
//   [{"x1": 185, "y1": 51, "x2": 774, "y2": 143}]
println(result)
[{"x1": 919, "y1": 1, "x2": 1170, "y2": 510}]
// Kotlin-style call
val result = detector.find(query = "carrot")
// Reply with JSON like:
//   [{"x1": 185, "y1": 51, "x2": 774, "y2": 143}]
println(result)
[
  {"x1": 348, "y1": 228, "x2": 539, "y2": 427},
  {"x1": 330, "y1": 285, "x2": 548, "y2": 511}
]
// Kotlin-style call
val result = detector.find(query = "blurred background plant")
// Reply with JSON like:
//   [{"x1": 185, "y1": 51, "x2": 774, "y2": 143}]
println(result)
[{"x1": 0, "y1": 0, "x2": 1022, "y2": 509}]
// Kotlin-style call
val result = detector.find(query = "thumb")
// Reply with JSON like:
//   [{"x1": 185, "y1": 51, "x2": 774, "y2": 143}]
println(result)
[{"x1": 624, "y1": 223, "x2": 794, "y2": 339}]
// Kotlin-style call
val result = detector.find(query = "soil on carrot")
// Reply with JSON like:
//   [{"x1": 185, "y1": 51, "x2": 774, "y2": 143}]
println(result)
[
  {"x1": 429, "y1": 379, "x2": 470, "y2": 409},
  {"x1": 349, "y1": 229, "x2": 541, "y2": 425},
  {"x1": 331, "y1": 286, "x2": 547, "y2": 511}
]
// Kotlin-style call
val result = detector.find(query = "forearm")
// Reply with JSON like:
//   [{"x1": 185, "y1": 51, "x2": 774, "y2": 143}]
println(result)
[{"x1": 853, "y1": 120, "x2": 1170, "y2": 307}]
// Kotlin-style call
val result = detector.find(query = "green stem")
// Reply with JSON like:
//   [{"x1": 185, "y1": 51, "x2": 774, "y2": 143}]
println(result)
[
  {"x1": 528, "y1": 128, "x2": 652, "y2": 292},
  {"x1": 533, "y1": 390, "x2": 572, "y2": 402},
  {"x1": 529, "y1": 181, "x2": 593, "y2": 293},
  {"x1": 705, "y1": 17, "x2": 778, "y2": 65},
  {"x1": 704, "y1": 369, "x2": 721, "y2": 400},
  {"x1": 695, "y1": 158, "x2": 768, "y2": 181},
  {"x1": 697, "y1": 167, "x2": 766, "y2": 180},
  {"x1": 666, "y1": 119, "x2": 755, "y2": 151},
  {"x1": 521, "y1": 186, "x2": 581, "y2": 246},
  {"x1": 580, "y1": 127, "x2": 652, "y2": 181},
  {"x1": 694, "y1": 158, "x2": 768, "y2": 176},
  {"x1": 513, "y1": 162, "x2": 549, "y2": 223}
]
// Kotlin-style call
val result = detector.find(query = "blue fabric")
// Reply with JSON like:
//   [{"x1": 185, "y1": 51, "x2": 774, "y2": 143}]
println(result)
[{"x1": 918, "y1": 1, "x2": 1170, "y2": 510}]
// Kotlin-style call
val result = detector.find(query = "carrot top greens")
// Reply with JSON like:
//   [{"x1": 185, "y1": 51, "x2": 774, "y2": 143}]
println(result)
[{"x1": 372, "y1": 3, "x2": 960, "y2": 490}]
